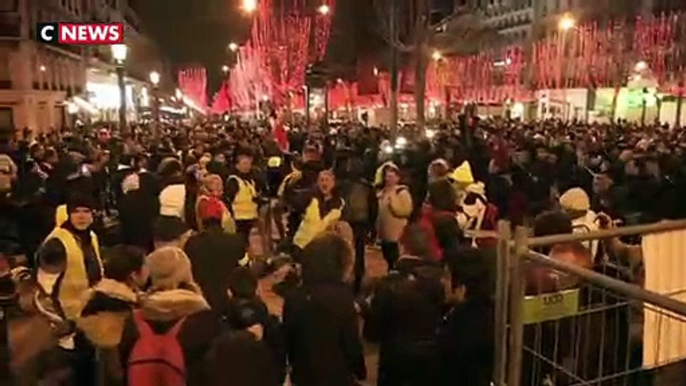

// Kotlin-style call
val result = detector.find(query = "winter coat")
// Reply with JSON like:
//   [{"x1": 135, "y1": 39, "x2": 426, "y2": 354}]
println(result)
[
  {"x1": 283, "y1": 282, "x2": 367, "y2": 386},
  {"x1": 438, "y1": 299, "x2": 495, "y2": 386},
  {"x1": 364, "y1": 256, "x2": 445, "y2": 381},
  {"x1": 119, "y1": 289, "x2": 221, "y2": 386},
  {"x1": 77, "y1": 279, "x2": 139, "y2": 386},
  {"x1": 376, "y1": 185, "x2": 413, "y2": 242},
  {"x1": 184, "y1": 229, "x2": 246, "y2": 315}
]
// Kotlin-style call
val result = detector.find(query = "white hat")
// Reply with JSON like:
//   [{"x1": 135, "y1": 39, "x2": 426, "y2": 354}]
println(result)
[{"x1": 559, "y1": 187, "x2": 590, "y2": 212}]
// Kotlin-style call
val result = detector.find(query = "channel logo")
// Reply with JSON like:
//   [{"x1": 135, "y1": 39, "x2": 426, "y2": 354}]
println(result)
[{"x1": 37, "y1": 23, "x2": 124, "y2": 45}]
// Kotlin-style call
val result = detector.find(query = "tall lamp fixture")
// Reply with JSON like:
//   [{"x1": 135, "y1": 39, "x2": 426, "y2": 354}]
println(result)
[
  {"x1": 111, "y1": 44, "x2": 128, "y2": 133},
  {"x1": 149, "y1": 71, "x2": 161, "y2": 130}
]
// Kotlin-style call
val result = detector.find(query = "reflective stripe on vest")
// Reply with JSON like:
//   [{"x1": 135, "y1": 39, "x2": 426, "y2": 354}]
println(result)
[
  {"x1": 45, "y1": 228, "x2": 102, "y2": 320},
  {"x1": 229, "y1": 175, "x2": 258, "y2": 220}
]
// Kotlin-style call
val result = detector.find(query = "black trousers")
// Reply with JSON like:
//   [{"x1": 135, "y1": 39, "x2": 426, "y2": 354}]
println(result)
[
  {"x1": 350, "y1": 222, "x2": 367, "y2": 294},
  {"x1": 380, "y1": 241, "x2": 400, "y2": 271}
]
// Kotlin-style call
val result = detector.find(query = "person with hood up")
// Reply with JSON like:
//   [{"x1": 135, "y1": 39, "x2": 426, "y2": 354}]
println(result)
[
  {"x1": 457, "y1": 182, "x2": 499, "y2": 248},
  {"x1": 119, "y1": 247, "x2": 221, "y2": 385},
  {"x1": 376, "y1": 163, "x2": 413, "y2": 269},
  {"x1": 77, "y1": 245, "x2": 148, "y2": 385},
  {"x1": 559, "y1": 187, "x2": 599, "y2": 259},
  {"x1": 364, "y1": 224, "x2": 445, "y2": 386}
]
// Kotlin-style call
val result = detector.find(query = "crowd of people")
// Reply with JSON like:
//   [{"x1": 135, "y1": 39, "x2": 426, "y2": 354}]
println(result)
[{"x1": 0, "y1": 115, "x2": 681, "y2": 385}]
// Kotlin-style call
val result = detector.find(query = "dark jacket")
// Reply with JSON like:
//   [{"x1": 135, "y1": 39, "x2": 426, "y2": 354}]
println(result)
[
  {"x1": 364, "y1": 256, "x2": 445, "y2": 384},
  {"x1": 283, "y1": 282, "x2": 366, "y2": 386},
  {"x1": 184, "y1": 228, "x2": 245, "y2": 315},
  {"x1": 209, "y1": 297, "x2": 286, "y2": 386},
  {"x1": 438, "y1": 299, "x2": 495, "y2": 386},
  {"x1": 119, "y1": 289, "x2": 221, "y2": 386}
]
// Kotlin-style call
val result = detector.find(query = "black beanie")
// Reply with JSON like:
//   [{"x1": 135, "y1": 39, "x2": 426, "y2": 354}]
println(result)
[{"x1": 66, "y1": 193, "x2": 96, "y2": 214}]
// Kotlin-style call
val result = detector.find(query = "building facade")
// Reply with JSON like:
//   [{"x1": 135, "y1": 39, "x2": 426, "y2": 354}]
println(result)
[
  {"x1": 0, "y1": 0, "x2": 167, "y2": 134},
  {"x1": 0, "y1": 0, "x2": 86, "y2": 133}
]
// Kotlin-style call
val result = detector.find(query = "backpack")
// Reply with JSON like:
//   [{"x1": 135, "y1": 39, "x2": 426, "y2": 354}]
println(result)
[
  {"x1": 345, "y1": 182, "x2": 370, "y2": 222},
  {"x1": 127, "y1": 311, "x2": 187, "y2": 386}
]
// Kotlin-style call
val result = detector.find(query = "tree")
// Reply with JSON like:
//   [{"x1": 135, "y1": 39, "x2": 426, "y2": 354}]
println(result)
[{"x1": 373, "y1": 0, "x2": 494, "y2": 131}]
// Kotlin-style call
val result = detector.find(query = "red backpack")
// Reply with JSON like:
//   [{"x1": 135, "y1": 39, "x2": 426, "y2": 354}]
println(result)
[{"x1": 127, "y1": 310, "x2": 187, "y2": 386}]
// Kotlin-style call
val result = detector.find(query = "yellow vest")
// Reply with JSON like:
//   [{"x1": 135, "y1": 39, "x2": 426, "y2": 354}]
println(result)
[
  {"x1": 229, "y1": 175, "x2": 258, "y2": 220},
  {"x1": 294, "y1": 198, "x2": 342, "y2": 249},
  {"x1": 45, "y1": 228, "x2": 103, "y2": 320},
  {"x1": 55, "y1": 205, "x2": 68, "y2": 227}
]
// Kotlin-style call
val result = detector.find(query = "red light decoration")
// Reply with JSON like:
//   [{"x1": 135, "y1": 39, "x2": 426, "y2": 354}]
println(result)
[{"x1": 224, "y1": 0, "x2": 336, "y2": 112}]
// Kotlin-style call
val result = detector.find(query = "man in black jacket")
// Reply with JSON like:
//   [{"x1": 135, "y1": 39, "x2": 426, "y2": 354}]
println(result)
[
  {"x1": 184, "y1": 213, "x2": 246, "y2": 316},
  {"x1": 364, "y1": 224, "x2": 445, "y2": 386}
]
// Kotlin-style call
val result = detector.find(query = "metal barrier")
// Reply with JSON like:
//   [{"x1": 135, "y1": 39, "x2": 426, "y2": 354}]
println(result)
[{"x1": 495, "y1": 220, "x2": 686, "y2": 386}]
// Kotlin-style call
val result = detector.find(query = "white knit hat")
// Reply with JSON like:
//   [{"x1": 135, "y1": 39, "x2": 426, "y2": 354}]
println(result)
[{"x1": 559, "y1": 188, "x2": 590, "y2": 212}]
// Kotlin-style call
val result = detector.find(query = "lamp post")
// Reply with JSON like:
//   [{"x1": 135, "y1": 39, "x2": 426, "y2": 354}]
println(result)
[
  {"x1": 558, "y1": 14, "x2": 575, "y2": 120},
  {"x1": 149, "y1": 71, "x2": 161, "y2": 133},
  {"x1": 111, "y1": 44, "x2": 128, "y2": 133}
]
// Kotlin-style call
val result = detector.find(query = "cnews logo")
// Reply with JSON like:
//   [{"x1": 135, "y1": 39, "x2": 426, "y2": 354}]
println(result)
[{"x1": 37, "y1": 23, "x2": 124, "y2": 45}]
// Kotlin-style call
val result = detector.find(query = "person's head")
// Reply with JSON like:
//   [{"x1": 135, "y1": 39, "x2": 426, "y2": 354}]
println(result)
[
  {"x1": 157, "y1": 157, "x2": 183, "y2": 179},
  {"x1": 199, "y1": 152, "x2": 212, "y2": 167},
  {"x1": 104, "y1": 245, "x2": 148, "y2": 290},
  {"x1": 153, "y1": 215, "x2": 191, "y2": 249},
  {"x1": 428, "y1": 179, "x2": 458, "y2": 212},
  {"x1": 559, "y1": 187, "x2": 590, "y2": 218},
  {"x1": 317, "y1": 170, "x2": 336, "y2": 196},
  {"x1": 399, "y1": 224, "x2": 433, "y2": 260},
  {"x1": 202, "y1": 174, "x2": 223, "y2": 197},
  {"x1": 226, "y1": 266, "x2": 258, "y2": 300},
  {"x1": 30, "y1": 143, "x2": 45, "y2": 160},
  {"x1": 445, "y1": 246, "x2": 491, "y2": 304},
  {"x1": 592, "y1": 173, "x2": 614, "y2": 195},
  {"x1": 145, "y1": 247, "x2": 198, "y2": 292},
  {"x1": 236, "y1": 152, "x2": 253, "y2": 174},
  {"x1": 383, "y1": 164, "x2": 401, "y2": 187},
  {"x1": 66, "y1": 194, "x2": 95, "y2": 230},
  {"x1": 301, "y1": 234, "x2": 353, "y2": 285}
]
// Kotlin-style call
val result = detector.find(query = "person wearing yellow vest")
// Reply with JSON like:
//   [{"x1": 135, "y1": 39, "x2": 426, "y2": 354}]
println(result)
[
  {"x1": 293, "y1": 170, "x2": 344, "y2": 260},
  {"x1": 226, "y1": 152, "x2": 261, "y2": 245},
  {"x1": 38, "y1": 194, "x2": 103, "y2": 321}
]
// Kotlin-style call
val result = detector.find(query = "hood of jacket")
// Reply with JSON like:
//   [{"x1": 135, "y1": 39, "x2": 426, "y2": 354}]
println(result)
[
  {"x1": 76, "y1": 279, "x2": 139, "y2": 348},
  {"x1": 138, "y1": 288, "x2": 210, "y2": 322}
]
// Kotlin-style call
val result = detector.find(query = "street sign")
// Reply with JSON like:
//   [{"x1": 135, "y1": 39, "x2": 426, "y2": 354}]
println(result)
[{"x1": 523, "y1": 289, "x2": 580, "y2": 325}]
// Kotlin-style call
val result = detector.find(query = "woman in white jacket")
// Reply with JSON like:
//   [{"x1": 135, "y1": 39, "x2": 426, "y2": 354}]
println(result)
[{"x1": 376, "y1": 164, "x2": 413, "y2": 269}]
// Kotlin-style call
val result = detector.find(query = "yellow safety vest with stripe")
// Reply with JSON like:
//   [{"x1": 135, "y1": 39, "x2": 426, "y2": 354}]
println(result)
[
  {"x1": 45, "y1": 227, "x2": 103, "y2": 320},
  {"x1": 229, "y1": 175, "x2": 259, "y2": 220},
  {"x1": 294, "y1": 197, "x2": 343, "y2": 249}
]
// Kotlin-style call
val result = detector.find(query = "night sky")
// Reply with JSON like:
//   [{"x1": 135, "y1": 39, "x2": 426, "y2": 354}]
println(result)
[{"x1": 134, "y1": 0, "x2": 381, "y2": 92}]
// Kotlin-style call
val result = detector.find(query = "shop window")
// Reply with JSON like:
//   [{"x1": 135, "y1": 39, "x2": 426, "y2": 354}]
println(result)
[{"x1": 0, "y1": 107, "x2": 13, "y2": 129}]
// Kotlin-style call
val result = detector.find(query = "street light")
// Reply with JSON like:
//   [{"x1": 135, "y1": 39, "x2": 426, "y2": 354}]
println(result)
[
  {"x1": 559, "y1": 14, "x2": 576, "y2": 31},
  {"x1": 39, "y1": 65, "x2": 46, "y2": 72},
  {"x1": 149, "y1": 71, "x2": 161, "y2": 131},
  {"x1": 432, "y1": 50, "x2": 443, "y2": 61},
  {"x1": 229, "y1": 42, "x2": 239, "y2": 52},
  {"x1": 110, "y1": 44, "x2": 128, "y2": 133},
  {"x1": 635, "y1": 61, "x2": 649, "y2": 72},
  {"x1": 242, "y1": 0, "x2": 257, "y2": 13},
  {"x1": 149, "y1": 71, "x2": 160, "y2": 87},
  {"x1": 317, "y1": 4, "x2": 330, "y2": 15}
]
